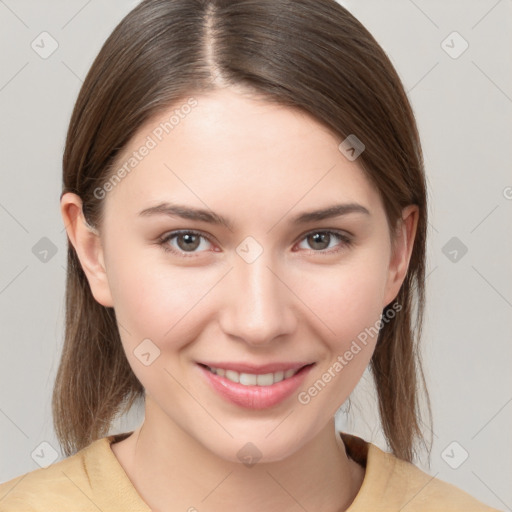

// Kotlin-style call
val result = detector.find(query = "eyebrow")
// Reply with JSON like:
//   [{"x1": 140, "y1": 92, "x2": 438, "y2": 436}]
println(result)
[{"x1": 138, "y1": 202, "x2": 370, "y2": 230}]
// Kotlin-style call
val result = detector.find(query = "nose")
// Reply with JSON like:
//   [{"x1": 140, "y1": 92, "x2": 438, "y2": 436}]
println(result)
[{"x1": 218, "y1": 250, "x2": 297, "y2": 346}]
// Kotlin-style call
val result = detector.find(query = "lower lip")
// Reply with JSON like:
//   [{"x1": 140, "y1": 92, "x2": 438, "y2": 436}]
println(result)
[{"x1": 197, "y1": 363, "x2": 315, "y2": 410}]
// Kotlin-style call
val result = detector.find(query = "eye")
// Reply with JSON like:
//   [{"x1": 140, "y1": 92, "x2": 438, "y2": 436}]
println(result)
[
  {"x1": 158, "y1": 230, "x2": 215, "y2": 257},
  {"x1": 295, "y1": 230, "x2": 353, "y2": 255},
  {"x1": 157, "y1": 229, "x2": 352, "y2": 257}
]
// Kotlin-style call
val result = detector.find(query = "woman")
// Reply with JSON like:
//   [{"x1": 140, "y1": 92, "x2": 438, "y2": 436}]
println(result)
[{"x1": 0, "y1": 0, "x2": 501, "y2": 510}]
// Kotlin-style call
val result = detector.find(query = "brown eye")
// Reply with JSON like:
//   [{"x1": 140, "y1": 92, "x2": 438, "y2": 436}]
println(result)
[
  {"x1": 297, "y1": 230, "x2": 352, "y2": 254},
  {"x1": 307, "y1": 232, "x2": 331, "y2": 250},
  {"x1": 158, "y1": 230, "x2": 214, "y2": 256},
  {"x1": 176, "y1": 233, "x2": 201, "y2": 251}
]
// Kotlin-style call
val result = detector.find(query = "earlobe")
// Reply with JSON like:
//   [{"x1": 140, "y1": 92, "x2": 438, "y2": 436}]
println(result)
[
  {"x1": 60, "y1": 192, "x2": 114, "y2": 307},
  {"x1": 382, "y1": 205, "x2": 419, "y2": 308}
]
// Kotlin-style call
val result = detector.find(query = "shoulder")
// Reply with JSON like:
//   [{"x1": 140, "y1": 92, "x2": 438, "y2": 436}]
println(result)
[
  {"x1": 339, "y1": 432, "x2": 502, "y2": 512},
  {"x1": 0, "y1": 435, "x2": 146, "y2": 512},
  {"x1": 384, "y1": 452, "x2": 501, "y2": 511}
]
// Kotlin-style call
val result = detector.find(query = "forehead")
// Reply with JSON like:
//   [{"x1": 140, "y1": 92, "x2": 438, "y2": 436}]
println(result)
[{"x1": 102, "y1": 88, "x2": 382, "y2": 223}]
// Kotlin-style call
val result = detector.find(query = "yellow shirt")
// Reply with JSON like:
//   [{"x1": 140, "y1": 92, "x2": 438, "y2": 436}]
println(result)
[{"x1": 0, "y1": 431, "x2": 501, "y2": 511}]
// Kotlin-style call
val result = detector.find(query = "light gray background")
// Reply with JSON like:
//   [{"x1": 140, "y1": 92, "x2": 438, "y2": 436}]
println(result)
[{"x1": 0, "y1": 0, "x2": 511, "y2": 509}]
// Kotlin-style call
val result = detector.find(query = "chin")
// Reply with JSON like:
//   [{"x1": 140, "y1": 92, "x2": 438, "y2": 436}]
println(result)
[{"x1": 194, "y1": 424, "x2": 315, "y2": 467}]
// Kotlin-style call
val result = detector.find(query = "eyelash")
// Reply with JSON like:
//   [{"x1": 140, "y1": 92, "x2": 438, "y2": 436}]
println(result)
[{"x1": 157, "y1": 229, "x2": 353, "y2": 258}]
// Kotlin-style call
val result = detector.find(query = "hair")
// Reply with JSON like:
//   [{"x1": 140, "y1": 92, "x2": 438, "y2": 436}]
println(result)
[{"x1": 54, "y1": 0, "x2": 433, "y2": 463}]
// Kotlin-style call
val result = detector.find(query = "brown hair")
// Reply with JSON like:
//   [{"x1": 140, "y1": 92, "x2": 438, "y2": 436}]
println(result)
[{"x1": 55, "y1": 0, "x2": 433, "y2": 463}]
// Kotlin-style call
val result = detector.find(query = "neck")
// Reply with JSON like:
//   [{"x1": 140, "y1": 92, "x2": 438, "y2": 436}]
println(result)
[{"x1": 111, "y1": 400, "x2": 364, "y2": 512}]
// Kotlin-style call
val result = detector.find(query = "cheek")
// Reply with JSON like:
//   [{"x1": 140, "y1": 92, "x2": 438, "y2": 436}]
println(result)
[
  {"x1": 106, "y1": 248, "x2": 217, "y2": 348},
  {"x1": 105, "y1": 257, "x2": 217, "y2": 394},
  {"x1": 293, "y1": 261, "x2": 389, "y2": 413},
  {"x1": 293, "y1": 253, "x2": 389, "y2": 343},
  {"x1": 291, "y1": 249, "x2": 390, "y2": 400}
]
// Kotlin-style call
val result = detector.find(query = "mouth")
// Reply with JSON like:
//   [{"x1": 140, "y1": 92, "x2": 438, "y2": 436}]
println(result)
[
  {"x1": 197, "y1": 362, "x2": 316, "y2": 409},
  {"x1": 198, "y1": 362, "x2": 315, "y2": 387}
]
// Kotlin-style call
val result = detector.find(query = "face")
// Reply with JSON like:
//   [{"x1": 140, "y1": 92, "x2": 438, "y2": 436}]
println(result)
[{"x1": 64, "y1": 87, "x2": 416, "y2": 463}]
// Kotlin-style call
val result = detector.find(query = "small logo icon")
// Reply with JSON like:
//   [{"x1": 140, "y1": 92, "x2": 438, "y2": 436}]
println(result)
[
  {"x1": 338, "y1": 134, "x2": 365, "y2": 161},
  {"x1": 32, "y1": 237, "x2": 58, "y2": 263},
  {"x1": 441, "y1": 31, "x2": 469, "y2": 59},
  {"x1": 133, "y1": 338, "x2": 161, "y2": 366},
  {"x1": 31, "y1": 31, "x2": 59, "y2": 59},
  {"x1": 237, "y1": 442, "x2": 262, "y2": 468},
  {"x1": 236, "y1": 236, "x2": 264, "y2": 264},
  {"x1": 441, "y1": 441, "x2": 469, "y2": 469},
  {"x1": 31, "y1": 441, "x2": 59, "y2": 468},
  {"x1": 442, "y1": 237, "x2": 468, "y2": 263}
]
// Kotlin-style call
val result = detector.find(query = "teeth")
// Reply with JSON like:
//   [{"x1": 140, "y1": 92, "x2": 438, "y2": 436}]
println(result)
[
  {"x1": 208, "y1": 366, "x2": 301, "y2": 386},
  {"x1": 284, "y1": 368, "x2": 297, "y2": 379},
  {"x1": 240, "y1": 373, "x2": 257, "y2": 385},
  {"x1": 225, "y1": 370, "x2": 239, "y2": 382}
]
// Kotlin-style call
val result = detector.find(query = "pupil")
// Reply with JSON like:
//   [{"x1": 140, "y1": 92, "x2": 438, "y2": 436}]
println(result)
[
  {"x1": 178, "y1": 233, "x2": 200, "y2": 251},
  {"x1": 310, "y1": 233, "x2": 329, "y2": 250}
]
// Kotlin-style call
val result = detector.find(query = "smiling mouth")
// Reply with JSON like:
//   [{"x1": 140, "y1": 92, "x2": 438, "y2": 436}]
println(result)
[{"x1": 198, "y1": 363, "x2": 314, "y2": 387}]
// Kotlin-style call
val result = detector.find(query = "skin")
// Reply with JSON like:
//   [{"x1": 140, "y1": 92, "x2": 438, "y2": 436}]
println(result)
[{"x1": 61, "y1": 86, "x2": 418, "y2": 512}]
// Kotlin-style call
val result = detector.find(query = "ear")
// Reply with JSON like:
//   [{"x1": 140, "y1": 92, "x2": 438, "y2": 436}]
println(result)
[
  {"x1": 382, "y1": 204, "x2": 419, "y2": 308},
  {"x1": 60, "y1": 192, "x2": 114, "y2": 307}
]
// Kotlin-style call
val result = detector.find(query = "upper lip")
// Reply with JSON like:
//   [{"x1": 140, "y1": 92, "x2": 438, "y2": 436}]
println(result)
[{"x1": 198, "y1": 361, "x2": 314, "y2": 374}]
